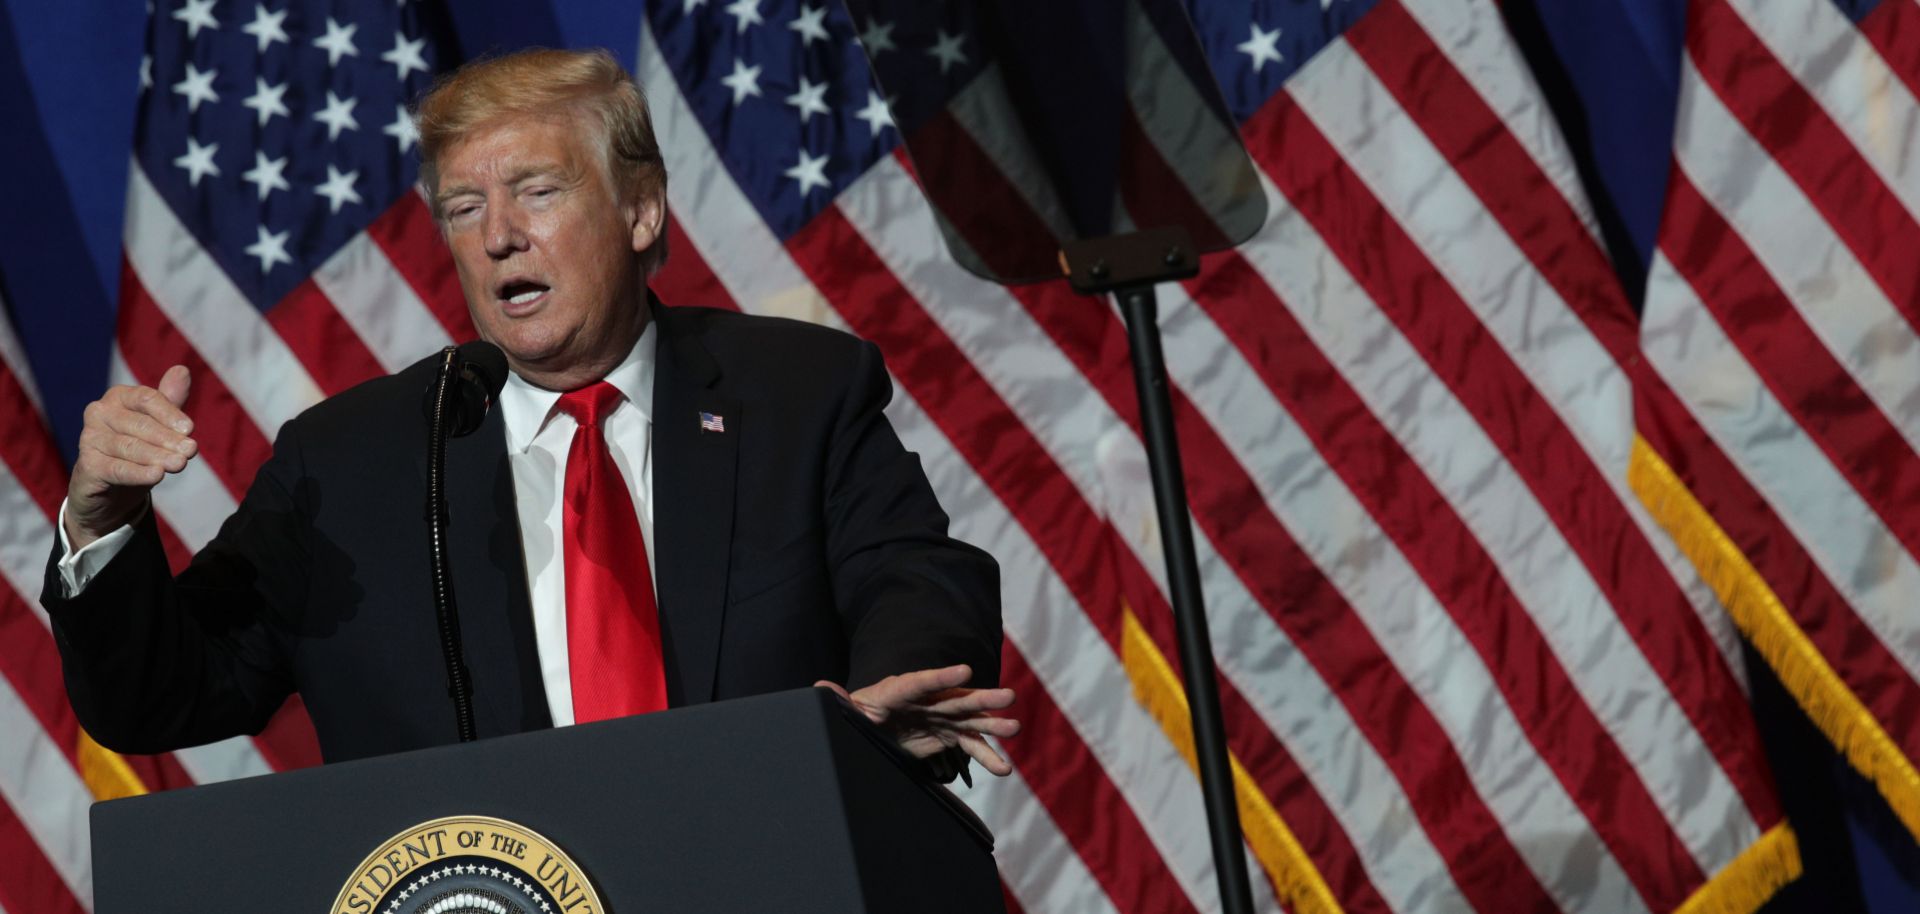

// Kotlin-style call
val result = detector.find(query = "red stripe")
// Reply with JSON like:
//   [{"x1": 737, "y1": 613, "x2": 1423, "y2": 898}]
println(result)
[
  {"x1": 1689, "y1": 0, "x2": 1920, "y2": 336},
  {"x1": 364, "y1": 194, "x2": 477, "y2": 343},
  {"x1": 1661, "y1": 171, "x2": 1920, "y2": 582},
  {"x1": 1000, "y1": 880, "x2": 1025, "y2": 914},
  {"x1": 1116, "y1": 112, "x2": 1229, "y2": 251},
  {"x1": 784, "y1": 207, "x2": 1204, "y2": 913},
  {"x1": 1636, "y1": 359, "x2": 1920, "y2": 765},
  {"x1": 0, "y1": 799, "x2": 85, "y2": 914},
  {"x1": 1249, "y1": 87, "x2": 1782, "y2": 828},
  {"x1": 0, "y1": 362, "x2": 65, "y2": 517},
  {"x1": 1856, "y1": 0, "x2": 1920, "y2": 119},
  {"x1": 0, "y1": 589, "x2": 81, "y2": 773},
  {"x1": 651, "y1": 212, "x2": 743, "y2": 312},
  {"x1": 265, "y1": 279, "x2": 387, "y2": 396},
  {"x1": 252, "y1": 693, "x2": 323, "y2": 772},
  {"x1": 1345, "y1": 0, "x2": 1640, "y2": 360},
  {"x1": 153, "y1": 510, "x2": 195, "y2": 574},
  {"x1": 117, "y1": 259, "x2": 274, "y2": 502}
]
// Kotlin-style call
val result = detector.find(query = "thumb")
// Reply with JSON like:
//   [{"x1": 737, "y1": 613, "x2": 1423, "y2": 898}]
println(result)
[{"x1": 158, "y1": 364, "x2": 191, "y2": 408}]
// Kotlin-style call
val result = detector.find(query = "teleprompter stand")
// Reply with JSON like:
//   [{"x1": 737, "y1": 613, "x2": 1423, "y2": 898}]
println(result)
[
  {"x1": 1060, "y1": 227, "x2": 1258, "y2": 914},
  {"x1": 89, "y1": 689, "x2": 1003, "y2": 913}
]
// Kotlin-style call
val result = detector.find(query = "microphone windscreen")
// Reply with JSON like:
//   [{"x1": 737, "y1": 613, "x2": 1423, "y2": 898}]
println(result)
[{"x1": 457, "y1": 340, "x2": 509, "y2": 398}]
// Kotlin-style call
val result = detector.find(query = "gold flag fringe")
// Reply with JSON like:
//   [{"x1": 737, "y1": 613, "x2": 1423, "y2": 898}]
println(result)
[
  {"x1": 76, "y1": 729, "x2": 147, "y2": 802},
  {"x1": 1119, "y1": 606, "x2": 1344, "y2": 914},
  {"x1": 1673, "y1": 824, "x2": 1801, "y2": 914},
  {"x1": 1629, "y1": 436, "x2": 1920, "y2": 845}
]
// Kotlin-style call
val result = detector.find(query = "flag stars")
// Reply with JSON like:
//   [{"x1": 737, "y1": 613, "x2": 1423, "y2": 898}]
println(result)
[
  {"x1": 927, "y1": 30, "x2": 966, "y2": 74},
  {"x1": 172, "y1": 61, "x2": 220, "y2": 112},
  {"x1": 854, "y1": 90, "x2": 893, "y2": 138},
  {"x1": 313, "y1": 17, "x2": 359, "y2": 66},
  {"x1": 140, "y1": 55, "x2": 152, "y2": 90},
  {"x1": 720, "y1": 58, "x2": 762, "y2": 105},
  {"x1": 173, "y1": 136, "x2": 220, "y2": 186},
  {"x1": 241, "y1": 150, "x2": 290, "y2": 201},
  {"x1": 788, "y1": 4, "x2": 829, "y2": 46},
  {"x1": 244, "y1": 224, "x2": 293, "y2": 273},
  {"x1": 1237, "y1": 23, "x2": 1283, "y2": 73},
  {"x1": 315, "y1": 165, "x2": 363, "y2": 213},
  {"x1": 724, "y1": 0, "x2": 761, "y2": 33},
  {"x1": 382, "y1": 31, "x2": 429, "y2": 81},
  {"x1": 172, "y1": 0, "x2": 220, "y2": 39},
  {"x1": 315, "y1": 90, "x2": 360, "y2": 139},
  {"x1": 784, "y1": 148, "x2": 830, "y2": 196},
  {"x1": 241, "y1": 3, "x2": 289, "y2": 53},
  {"x1": 683, "y1": 0, "x2": 707, "y2": 10},
  {"x1": 857, "y1": 18, "x2": 895, "y2": 55},
  {"x1": 383, "y1": 104, "x2": 419, "y2": 152},
  {"x1": 241, "y1": 76, "x2": 290, "y2": 126},
  {"x1": 785, "y1": 76, "x2": 829, "y2": 122}
]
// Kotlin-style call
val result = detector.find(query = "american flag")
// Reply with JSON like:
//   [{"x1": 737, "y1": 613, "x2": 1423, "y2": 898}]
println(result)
[
  {"x1": 1631, "y1": 0, "x2": 1920, "y2": 852},
  {"x1": 1, "y1": 0, "x2": 1907, "y2": 911}
]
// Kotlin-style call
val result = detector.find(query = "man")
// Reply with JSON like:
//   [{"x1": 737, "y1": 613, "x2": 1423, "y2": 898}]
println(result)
[{"x1": 44, "y1": 48, "x2": 1016, "y2": 776}]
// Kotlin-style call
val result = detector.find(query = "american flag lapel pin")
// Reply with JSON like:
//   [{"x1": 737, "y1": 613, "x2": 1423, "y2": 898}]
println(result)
[{"x1": 699, "y1": 411, "x2": 726, "y2": 433}]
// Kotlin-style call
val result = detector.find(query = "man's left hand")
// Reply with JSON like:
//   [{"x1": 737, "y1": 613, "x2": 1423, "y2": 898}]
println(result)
[{"x1": 815, "y1": 665, "x2": 1020, "y2": 776}]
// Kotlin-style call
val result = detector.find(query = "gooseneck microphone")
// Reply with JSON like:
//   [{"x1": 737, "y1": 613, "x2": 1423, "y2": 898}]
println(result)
[{"x1": 423, "y1": 341, "x2": 509, "y2": 743}]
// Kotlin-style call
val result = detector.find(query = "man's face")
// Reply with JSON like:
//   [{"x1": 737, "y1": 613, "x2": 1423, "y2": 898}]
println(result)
[{"x1": 435, "y1": 113, "x2": 661, "y2": 386}]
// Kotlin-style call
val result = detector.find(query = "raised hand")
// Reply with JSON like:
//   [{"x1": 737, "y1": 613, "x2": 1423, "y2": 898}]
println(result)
[
  {"x1": 65, "y1": 364, "x2": 197, "y2": 550},
  {"x1": 816, "y1": 664, "x2": 1020, "y2": 776}
]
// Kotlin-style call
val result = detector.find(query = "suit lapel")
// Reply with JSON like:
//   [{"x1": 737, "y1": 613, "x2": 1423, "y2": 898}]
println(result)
[
  {"x1": 650, "y1": 302, "x2": 739, "y2": 705},
  {"x1": 439, "y1": 400, "x2": 554, "y2": 735}
]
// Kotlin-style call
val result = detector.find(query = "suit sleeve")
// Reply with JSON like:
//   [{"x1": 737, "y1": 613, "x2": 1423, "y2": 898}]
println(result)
[
  {"x1": 39, "y1": 421, "x2": 311, "y2": 755},
  {"x1": 821, "y1": 340, "x2": 1003, "y2": 693}
]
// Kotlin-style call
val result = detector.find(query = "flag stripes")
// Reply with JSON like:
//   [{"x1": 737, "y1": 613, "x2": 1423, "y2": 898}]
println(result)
[
  {"x1": 0, "y1": 0, "x2": 1821, "y2": 911},
  {"x1": 1640, "y1": 0, "x2": 1920, "y2": 840}
]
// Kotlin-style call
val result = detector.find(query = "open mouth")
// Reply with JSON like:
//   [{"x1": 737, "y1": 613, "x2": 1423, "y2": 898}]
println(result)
[{"x1": 497, "y1": 279, "x2": 551, "y2": 311}]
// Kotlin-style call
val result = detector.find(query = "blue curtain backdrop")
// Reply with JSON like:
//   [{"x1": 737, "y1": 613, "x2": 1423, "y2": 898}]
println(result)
[{"x1": 1, "y1": 0, "x2": 1914, "y2": 909}]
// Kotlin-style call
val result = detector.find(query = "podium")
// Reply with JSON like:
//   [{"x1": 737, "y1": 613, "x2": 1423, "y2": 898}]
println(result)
[{"x1": 90, "y1": 689, "x2": 1005, "y2": 913}]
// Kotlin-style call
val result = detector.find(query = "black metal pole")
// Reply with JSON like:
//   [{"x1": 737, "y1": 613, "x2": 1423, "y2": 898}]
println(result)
[
  {"x1": 1116, "y1": 284, "x2": 1256, "y2": 914},
  {"x1": 427, "y1": 346, "x2": 479, "y2": 743}
]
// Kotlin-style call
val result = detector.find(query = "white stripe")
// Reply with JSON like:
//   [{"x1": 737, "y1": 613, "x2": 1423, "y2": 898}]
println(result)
[
  {"x1": 121, "y1": 164, "x2": 324, "y2": 437},
  {"x1": 1240, "y1": 166, "x2": 1755, "y2": 896},
  {"x1": 0, "y1": 458, "x2": 56, "y2": 631},
  {"x1": 110, "y1": 350, "x2": 237, "y2": 553},
  {"x1": 310, "y1": 232, "x2": 454, "y2": 373},
  {"x1": 1671, "y1": 56, "x2": 1920, "y2": 456},
  {"x1": 832, "y1": 156, "x2": 1464, "y2": 913},
  {"x1": 0, "y1": 674, "x2": 94, "y2": 909},
  {"x1": 637, "y1": 26, "x2": 842, "y2": 330},
  {"x1": 1396, "y1": 0, "x2": 1605, "y2": 244},
  {"x1": 1724, "y1": 0, "x2": 1920, "y2": 226},
  {"x1": 1283, "y1": 41, "x2": 1764, "y2": 876},
  {"x1": 0, "y1": 296, "x2": 45, "y2": 414},
  {"x1": 1644, "y1": 251, "x2": 1920, "y2": 684},
  {"x1": 952, "y1": 754, "x2": 1124, "y2": 914},
  {"x1": 170, "y1": 736, "x2": 274, "y2": 784}
]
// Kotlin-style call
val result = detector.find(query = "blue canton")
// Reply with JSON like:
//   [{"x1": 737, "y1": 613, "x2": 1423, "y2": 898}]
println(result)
[{"x1": 136, "y1": 0, "x2": 457, "y2": 310}]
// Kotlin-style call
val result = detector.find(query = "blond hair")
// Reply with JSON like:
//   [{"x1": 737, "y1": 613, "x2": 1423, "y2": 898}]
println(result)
[{"x1": 414, "y1": 47, "x2": 668, "y2": 272}]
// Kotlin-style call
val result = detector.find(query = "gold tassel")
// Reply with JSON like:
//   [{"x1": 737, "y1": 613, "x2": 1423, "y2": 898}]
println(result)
[
  {"x1": 1629, "y1": 436, "x2": 1920, "y2": 844},
  {"x1": 1119, "y1": 607, "x2": 1345, "y2": 914},
  {"x1": 76, "y1": 729, "x2": 148, "y2": 802},
  {"x1": 1673, "y1": 824, "x2": 1801, "y2": 914}
]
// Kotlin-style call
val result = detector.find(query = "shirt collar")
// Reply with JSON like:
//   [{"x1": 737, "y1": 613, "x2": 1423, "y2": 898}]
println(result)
[{"x1": 499, "y1": 319, "x2": 657, "y2": 453}]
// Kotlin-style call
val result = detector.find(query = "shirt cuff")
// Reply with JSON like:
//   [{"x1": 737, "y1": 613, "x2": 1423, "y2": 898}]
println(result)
[{"x1": 56, "y1": 499, "x2": 142, "y2": 597}]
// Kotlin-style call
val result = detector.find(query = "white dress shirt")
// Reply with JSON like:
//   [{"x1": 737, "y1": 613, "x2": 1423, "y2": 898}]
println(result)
[{"x1": 56, "y1": 323, "x2": 660, "y2": 730}]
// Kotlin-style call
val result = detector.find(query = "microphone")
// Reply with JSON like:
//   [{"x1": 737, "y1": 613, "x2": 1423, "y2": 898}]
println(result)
[
  {"x1": 421, "y1": 339, "x2": 506, "y2": 744},
  {"x1": 423, "y1": 340, "x2": 509, "y2": 437}
]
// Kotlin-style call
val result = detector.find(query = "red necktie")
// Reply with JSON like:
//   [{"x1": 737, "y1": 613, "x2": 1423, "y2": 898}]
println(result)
[{"x1": 557, "y1": 381, "x2": 667, "y2": 722}]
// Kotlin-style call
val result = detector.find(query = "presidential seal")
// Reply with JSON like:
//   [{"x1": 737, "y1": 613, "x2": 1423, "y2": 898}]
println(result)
[{"x1": 332, "y1": 815, "x2": 605, "y2": 914}]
